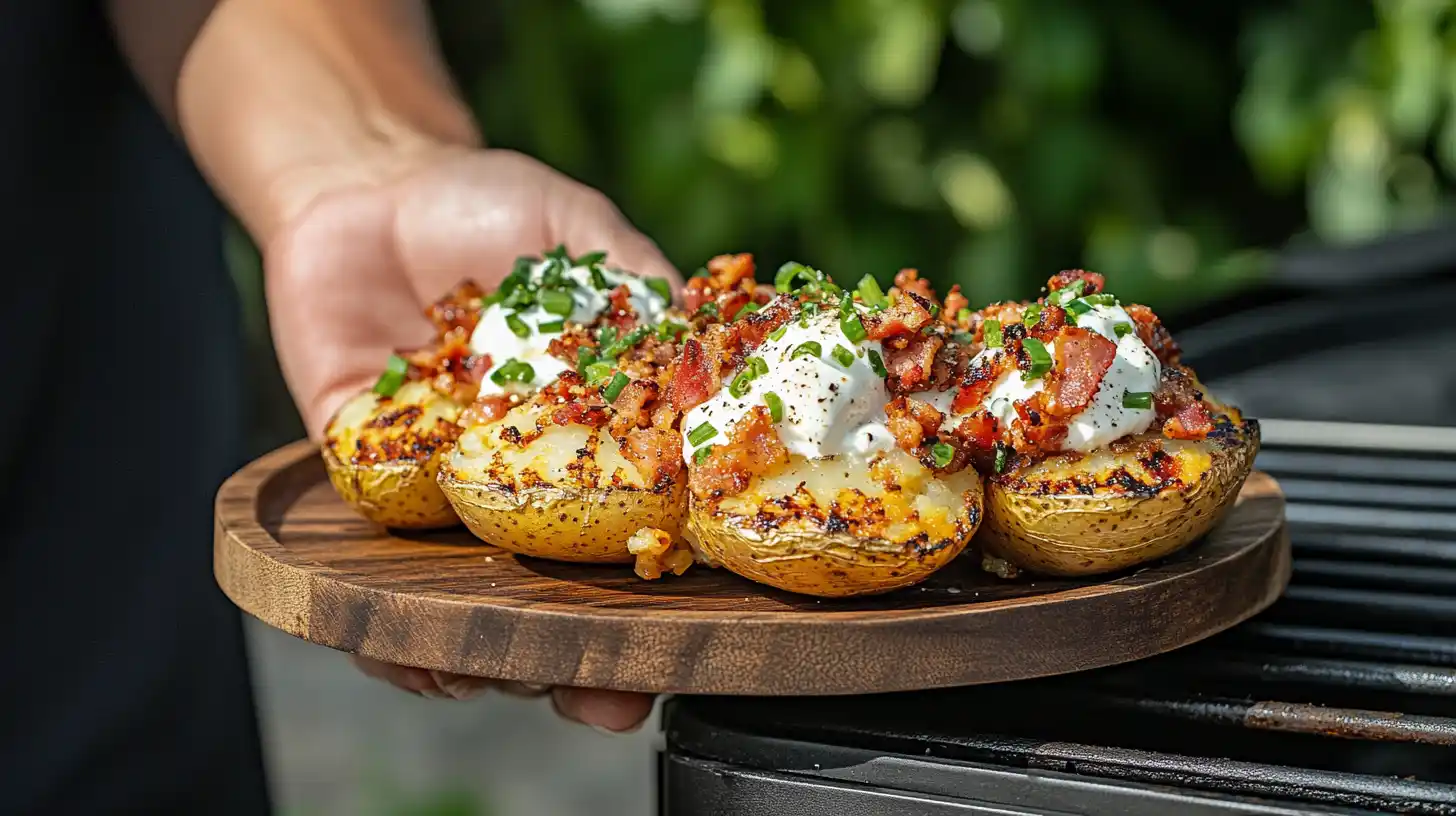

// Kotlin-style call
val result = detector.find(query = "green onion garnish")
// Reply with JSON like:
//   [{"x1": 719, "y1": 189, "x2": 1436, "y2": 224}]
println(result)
[
  {"x1": 867, "y1": 349, "x2": 888, "y2": 378},
  {"x1": 831, "y1": 345, "x2": 856, "y2": 369},
  {"x1": 489, "y1": 358, "x2": 536, "y2": 386},
  {"x1": 841, "y1": 313, "x2": 867, "y2": 343},
  {"x1": 1049, "y1": 279, "x2": 1086, "y2": 306},
  {"x1": 1065, "y1": 298, "x2": 1093, "y2": 317},
  {"x1": 596, "y1": 325, "x2": 618, "y2": 348},
  {"x1": 372, "y1": 354, "x2": 409, "y2": 397},
  {"x1": 583, "y1": 361, "x2": 614, "y2": 384},
  {"x1": 538, "y1": 289, "x2": 574, "y2": 317},
  {"x1": 544, "y1": 244, "x2": 570, "y2": 263},
  {"x1": 1123, "y1": 391, "x2": 1154, "y2": 410},
  {"x1": 589, "y1": 267, "x2": 610, "y2": 290},
  {"x1": 537, "y1": 319, "x2": 565, "y2": 334},
  {"x1": 656, "y1": 321, "x2": 688, "y2": 341},
  {"x1": 696, "y1": 302, "x2": 720, "y2": 318},
  {"x1": 576, "y1": 347, "x2": 598, "y2": 374},
  {"x1": 728, "y1": 370, "x2": 754, "y2": 398},
  {"x1": 983, "y1": 319, "x2": 1003, "y2": 348},
  {"x1": 951, "y1": 331, "x2": 976, "y2": 344},
  {"x1": 687, "y1": 422, "x2": 718, "y2": 447},
  {"x1": 931, "y1": 442, "x2": 955, "y2": 468},
  {"x1": 768, "y1": 325, "x2": 788, "y2": 342},
  {"x1": 790, "y1": 341, "x2": 822, "y2": 360},
  {"x1": 855, "y1": 275, "x2": 887, "y2": 309},
  {"x1": 505, "y1": 313, "x2": 531, "y2": 338},
  {"x1": 957, "y1": 307, "x2": 972, "y2": 323},
  {"x1": 645, "y1": 278, "x2": 672, "y2": 303},
  {"x1": 1022, "y1": 303, "x2": 1043, "y2": 328},
  {"x1": 993, "y1": 444, "x2": 1009, "y2": 473},
  {"x1": 574, "y1": 250, "x2": 607, "y2": 267},
  {"x1": 1021, "y1": 337, "x2": 1052, "y2": 380},
  {"x1": 690, "y1": 267, "x2": 710, "y2": 279},
  {"x1": 602, "y1": 372, "x2": 630, "y2": 402},
  {"x1": 774, "y1": 262, "x2": 817, "y2": 293},
  {"x1": 735, "y1": 302, "x2": 762, "y2": 320},
  {"x1": 693, "y1": 445, "x2": 715, "y2": 464},
  {"x1": 746, "y1": 356, "x2": 769, "y2": 378},
  {"x1": 763, "y1": 392, "x2": 784, "y2": 423},
  {"x1": 1083, "y1": 293, "x2": 1118, "y2": 307},
  {"x1": 1113, "y1": 322, "x2": 1133, "y2": 338}
]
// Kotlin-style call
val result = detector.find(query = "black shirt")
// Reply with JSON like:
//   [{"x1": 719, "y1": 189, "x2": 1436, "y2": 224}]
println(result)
[{"x1": 0, "y1": 3, "x2": 270, "y2": 812}]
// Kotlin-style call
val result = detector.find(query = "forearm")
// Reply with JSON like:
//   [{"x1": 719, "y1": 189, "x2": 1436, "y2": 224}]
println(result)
[{"x1": 110, "y1": 0, "x2": 480, "y2": 245}]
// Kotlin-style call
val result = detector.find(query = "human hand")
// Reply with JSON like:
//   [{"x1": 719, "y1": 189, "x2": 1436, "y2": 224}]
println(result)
[{"x1": 264, "y1": 147, "x2": 674, "y2": 732}]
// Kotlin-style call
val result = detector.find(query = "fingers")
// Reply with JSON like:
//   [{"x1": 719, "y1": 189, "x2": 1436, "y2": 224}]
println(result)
[
  {"x1": 549, "y1": 180, "x2": 685, "y2": 295},
  {"x1": 551, "y1": 687, "x2": 657, "y2": 733}
]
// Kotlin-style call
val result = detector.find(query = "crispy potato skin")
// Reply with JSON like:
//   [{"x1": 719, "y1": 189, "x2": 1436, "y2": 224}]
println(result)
[
  {"x1": 439, "y1": 404, "x2": 686, "y2": 563},
  {"x1": 321, "y1": 381, "x2": 465, "y2": 529},
  {"x1": 979, "y1": 411, "x2": 1259, "y2": 577},
  {"x1": 687, "y1": 451, "x2": 985, "y2": 597}
]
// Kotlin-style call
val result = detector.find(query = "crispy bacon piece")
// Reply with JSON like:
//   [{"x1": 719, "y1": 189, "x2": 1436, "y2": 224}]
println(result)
[
  {"x1": 950, "y1": 412, "x2": 998, "y2": 453},
  {"x1": 459, "y1": 394, "x2": 516, "y2": 427},
  {"x1": 426, "y1": 279, "x2": 487, "y2": 338},
  {"x1": 883, "y1": 334, "x2": 944, "y2": 393},
  {"x1": 953, "y1": 352, "x2": 1011, "y2": 414},
  {"x1": 1125, "y1": 304, "x2": 1181, "y2": 365},
  {"x1": 604, "y1": 285, "x2": 639, "y2": 330},
  {"x1": 1011, "y1": 400, "x2": 1069, "y2": 455},
  {"x1": 885, "y1": 396, "x2": 944, "y2": 453},
  {"x1": 707, "y1": 253, "x2": 756, "y2": 288},
  {"x1": 1047, "y1": 270, "x2": 1105, "y2": 295},
  {"x1": 623, "y1": 427, "x2": 684, "y2": 486},
  {"x1": 666, "y1": 339, "x2": 716, "y2": 412},
  {"x1": 608, "y1": 380, "x2": 658, "y2": 437},
  {"x1": 863, "y1": 292, "x2": 934, "y2": 340},
  {"x1": 1043, "y1": 327, "x2": 1117, "y2": 417},
  {"x1": 1153, "y1": 365, "x2": 1213, "y2": 440},
  {"x1": 549, "y1": 402, "x2": 610, "y2": 429},
  {"x1": 689, "y1": 407, "x2": 789, "y2": 498},
  {"x1": 683, "y1": 277, "x2": 715, "y2": 311},
  {"x1": 732, "y1": 299, "x2": 795, "y2": 352},
  {"x1": 1164, "y1": 401, "x2": 1214, "y2": 440},
  {"x1": 943, "y1": 286, "x2": 969, "y2": 325},
  {"x1": 1026, "y1": 305, "x2": 1068, "y2": 341},
  {"x1": 893, "y1": 268, "x2": 936, "y2": 301}
]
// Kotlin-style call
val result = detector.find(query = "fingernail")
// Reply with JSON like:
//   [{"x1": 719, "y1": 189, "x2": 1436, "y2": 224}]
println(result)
[
  {"x1": 434, "y1": 672, "x2": 491, "y2": 701},
  {"x1": 419, "y1": 687, "x2": 454, "y2": 701}
]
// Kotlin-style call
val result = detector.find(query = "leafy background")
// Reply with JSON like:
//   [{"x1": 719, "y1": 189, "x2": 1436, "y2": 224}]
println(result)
[{"x1": 237, "y1": 1, "x2": 1456, "y2": 812}]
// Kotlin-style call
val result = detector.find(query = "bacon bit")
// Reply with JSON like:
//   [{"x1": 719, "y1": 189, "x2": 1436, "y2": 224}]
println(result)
[
  {"x1": 714, "y1": 289, "x2": 751, "y2": 323},
  {"x1": 885, "y1": 396, "x2": 945, "y2": 453},
  {"x1": 425, "y1": 279, "x2": 487, "y2": 338},
  {"x1": 666, "y1": 339, "x2": 716, "y2": 412},
  {"x1": 623, "y1": 427, "x2": 684, "y2": 485},
  {"x1": 1143, "y1": 446, "x2": 1183, "y2": 481},
  {"x1": 950, "y1": 412, "x2": 998, "y2": 453},
  {"x1": 893, "y1": 268, "x2": 936, "y2": 301},
  {"x1": 732, "y1": 299, "x2": 795, "y2": 352},
  {"x1": 1126, "y1": 304, "x2": 1181, "y2": 364},
  {"x1": 1153, "y1": 365, "x2": 1199, "y2": 417},
  {"x1": 1043, "y1": 327, "x2": 1117, "y2": 417},
  {"x1": 1164, "y1": 401, "x2": 1214, "y2": 440},
  {"x1": 683, "y1": 277, "x2": 715, "y2": 311},
  {"x1": 549, "y1": 402, "x2": 610, "y2": 429},
  {"x1": 627, "y1": 527, "x2": 694, "y2": 581},
  {"x1": 460, "y1": 354, "x2": 492, "y2": 384},
  {"x1": 1047, "y1": 270, "x2": 1105, "y2": 295},
  {"x1": 953, "y1": 352, "x2": 1011, "y2": 413},
  {"x1": 689, "y1": 407, "x2": 789, "y2": 498},
  {"x1": 883, "y1": 334, "x2": 944, "y2": 393},
  {"x1": 863, "y1": 292, "x2": 934, "y2": 340},
  {"x1": 608, "y1": 380, "x2": 658, "y2": 437},
  {"x1": 1012, "y1": 400, "x2": 1070, "y2": 455},
  {"x1": 603, "y1": 284, "x2": 639, "y2": 331},
  {"x1": 707, "y1": 253, "x2": 756, "y2": 288},
  {"x1": 943, "y1": 286, "x2": 969, "y2": 325},
  {"x1": 460, "y1": 394, "x2": 516, "y2": 427},
  {"x1": 1026, "y1": 305, "x2": 1068, "y2": 341}
]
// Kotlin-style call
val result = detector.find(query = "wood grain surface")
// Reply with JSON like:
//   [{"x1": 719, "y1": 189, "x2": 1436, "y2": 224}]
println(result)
[{"x1": 214, "y1": 440, "x2": 1291, "y2": 696}]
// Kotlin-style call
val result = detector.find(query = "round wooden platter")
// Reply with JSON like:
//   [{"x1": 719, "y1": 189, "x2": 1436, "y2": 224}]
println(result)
[{"x1": 215, "y1": 440, "x2": 1290, "y2": 697}]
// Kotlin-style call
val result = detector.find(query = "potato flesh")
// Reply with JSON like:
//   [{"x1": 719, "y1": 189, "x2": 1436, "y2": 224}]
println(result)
[
  {"x1": 327, "y1": 381, "x2": 461, "y2": 462},
  {"x1": 451, "y1": 406, "x2": 649, "y2": 491}
]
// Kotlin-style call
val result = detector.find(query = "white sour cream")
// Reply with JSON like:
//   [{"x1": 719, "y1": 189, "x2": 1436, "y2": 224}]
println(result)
[
  {"x1": 941, "y1": 303, "x2": 1161, "y2": 452},
  {"x1": 470, "y1": 260, "x2": 669, "y2": 395},
  {"x1": 681, "y1": 308, "x2": 897, "y2": 462}
]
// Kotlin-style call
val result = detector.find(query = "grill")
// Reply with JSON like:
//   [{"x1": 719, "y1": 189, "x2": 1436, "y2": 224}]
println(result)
[
  {"x1": 657, "y1": 424, "x2": 1456, "y2": 814},
  {"x1": 656, "y1": 242, "x2": 1456, "y2": 814}
]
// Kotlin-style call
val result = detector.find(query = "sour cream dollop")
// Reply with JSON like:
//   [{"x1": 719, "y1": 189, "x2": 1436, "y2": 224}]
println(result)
[
  {"x1": 682, "y1": 308, "x2": 898, "y2": 462},
  {"x1": 927, "y1": 303, "x2": 1161, "y2": 452},
  {"x1": 469, "y1": 258, "x2": 669, "y2": 395}
]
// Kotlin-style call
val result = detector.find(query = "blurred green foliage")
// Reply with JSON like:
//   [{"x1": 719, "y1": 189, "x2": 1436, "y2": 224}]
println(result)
[{"x1": 431, "y1": 0, "x2": 1456, "y2": 311}]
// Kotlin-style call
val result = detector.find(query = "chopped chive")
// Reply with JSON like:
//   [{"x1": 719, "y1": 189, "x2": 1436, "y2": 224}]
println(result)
[
  {"x1": 774, "y1": 262, "x2": 817, "y2": 293},
  {"x1": 1113, "y1": 322, "x2": 1133, "y2": 338},
  {"x1": 983, "y1": 319, "x2": 1003, "y2": 348},
  {"x1": 768, "y1": 325, "x2": 788, "y2": 342},
  {"x1": 690, "y1": 267, "x2": 710, "y2": 279},
  {"x1": 696, "y1": 302, "x2": 720, "y2": 318},
  {"x1": 372, "y1": 354, "x2": 409, "y2": 397},
  {"x1": 537, "y1": 319, "x2": 565, "y2": 334},
  {"x1": 830, "y1": 344, "x2": 856, "y2": 369},
  {"x1": 1065, "y1": 298, "x2": 1093, "y2": 317},
  {"x1": 589, "y1": 267, "x2": 610, "y2": 290},
  {"x1": 840, "y1": 313, "x2": 867, "y2": 343},
  {"x1": 993, "y1": 444, "x2": 1009, "y2": 473},
  {"x1": 728, "y1": 370, "x2": 754, "y2": 398},
  {"x1": 957, "y1": 307, "x2": 972, "y2": 323},
  {"x1": 790, "y1": 341, "x2": 822, "y2": 361},
  {"x1": 544, "y1": 244, "x2": 570, "y2": 263},
  {"x1": 1123, "y1": 390, "x2": 1154, "y2": 410},
  {"x1": 489, "y1": 358, "x2": 536, "y2": 386},
  {"x1": 931, "y1": 442, "x2": 955, "y2": 469},
  {"x1": 1021, "y1": 337, "x2": 1052, "y2": 380},
  {"x1": 867, "y1": 349, "x2": 888, "y2": 378},
  {"x1": 596, "y1": 325, "x2": 618, "y2": 347},
  {"x1": 602, "y1": 372, "x2": 630, "y2": 402},
  {"x1": 928, "y1": 303, "x2": 941, "y2": 319},
  {"x1": 687, "y1": 422, "x2": 718, "y2": 447},
  {"x1": 644, "y1": 277, "x2": 672, "y2": 303},
  {"x1": 574, "y1": 250, "x2": 607, "y2": 267},
  {"x1": 656, "y1": 321, "x2": 687, "y2": 341},
  {"x1": 1049, "y1": 279, "x2": 1086, "y2": 306},
  {"x1": 763, "y1": 392, "x2": 784, "y2": 423},
  {"x1": 538, "y1": 289, "x2": 575, "y2": 317},
  {"x1": 1083, "y1": 293, "x2": 1119, "y2": 307},
  {"x1": 693, "y1": 445, "x2": 715, "y2": 464},
  {"x1": 855, "y1": 275, "x2": 887, "y2": 308},
  {"x1": 505, "y1": 313, "x2": 531, "y2": 338},
  {"x1": 584, "y1": 361, "x2": 614, "y2": 384},
  {"x1": 735, "y1": 302, "x2": 762, "y2": 320},
  {"x1": 1022, "y1": 303, "x2": 1043, "y2": 328},
  {"x1": 576, "y1": 346, "x2": 598, "y2": 374},
  {"x1": 746, "y1": 356, "x2": 769, "y2": 378}
]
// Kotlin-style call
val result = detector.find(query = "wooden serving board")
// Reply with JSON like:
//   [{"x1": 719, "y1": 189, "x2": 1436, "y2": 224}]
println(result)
[{"x1": 215, "y1": 441, "x2": 1290, "y2": 696}]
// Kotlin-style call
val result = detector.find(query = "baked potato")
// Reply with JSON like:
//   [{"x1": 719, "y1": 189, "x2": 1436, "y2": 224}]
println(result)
[
  {"x1": 439, "y1": 396, "x2": 688, "y2": 562},
  {"x1": 323, "y1": 380, "x2": 466, "y2": 529}
]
